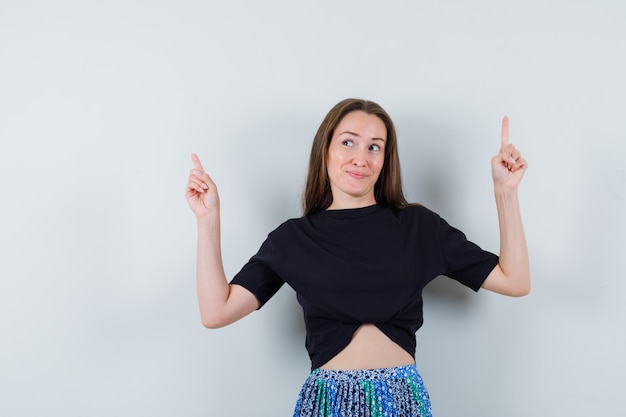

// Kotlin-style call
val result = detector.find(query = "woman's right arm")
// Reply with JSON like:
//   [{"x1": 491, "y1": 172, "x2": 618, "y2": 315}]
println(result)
[{"x1": 186, "y1": 153, "x2": 259, "y2": 328}]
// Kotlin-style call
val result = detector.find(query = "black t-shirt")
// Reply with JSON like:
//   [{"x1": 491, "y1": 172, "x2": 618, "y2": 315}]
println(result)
[{"x1": 230, "y1": 204, "x2": 499, "y2": 370}]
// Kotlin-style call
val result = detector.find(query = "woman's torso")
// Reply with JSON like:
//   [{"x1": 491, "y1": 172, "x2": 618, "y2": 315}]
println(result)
[{"x1": 320, "y1": 324, "x2": 415, "y2": 370}]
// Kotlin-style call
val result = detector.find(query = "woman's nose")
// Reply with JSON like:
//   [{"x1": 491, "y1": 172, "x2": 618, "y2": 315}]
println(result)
[{"x1": 352, "y1": 151, "x2": 366, "y2": 167}]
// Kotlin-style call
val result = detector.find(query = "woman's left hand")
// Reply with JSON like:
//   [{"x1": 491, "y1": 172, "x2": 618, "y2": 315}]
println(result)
[{"x1": 491, "y1": 116, "x2": 528, "y2": 190}]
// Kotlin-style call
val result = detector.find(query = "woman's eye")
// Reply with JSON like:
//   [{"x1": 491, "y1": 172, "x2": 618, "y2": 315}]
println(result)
[
  {"x1": 342, "y1": 139, "x2": 354, "y2": 147},
  {"x1": 369, "y1": 144, "x2": 381, "y2": 151}
]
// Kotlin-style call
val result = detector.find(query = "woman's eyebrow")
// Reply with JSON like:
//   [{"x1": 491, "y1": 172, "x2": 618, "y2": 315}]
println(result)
[{"x1": 338, "y1": 131, "x2": 386, "y2": 142}]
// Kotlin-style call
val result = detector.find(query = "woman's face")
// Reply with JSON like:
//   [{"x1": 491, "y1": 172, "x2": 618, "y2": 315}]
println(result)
[{"x1": 326, "y1": 111, "x2": 386, "y2": 209}]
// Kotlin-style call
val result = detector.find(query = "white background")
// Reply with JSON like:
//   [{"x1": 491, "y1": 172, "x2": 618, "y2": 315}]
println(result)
[{"x1": 1, "y1": 1, "x2": 625, "y2": 416}]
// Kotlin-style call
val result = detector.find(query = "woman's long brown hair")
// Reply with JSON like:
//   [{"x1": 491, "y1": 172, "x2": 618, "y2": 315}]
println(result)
[{"x1": 302, "y1": 98, "x2": 409, "y2": 216}]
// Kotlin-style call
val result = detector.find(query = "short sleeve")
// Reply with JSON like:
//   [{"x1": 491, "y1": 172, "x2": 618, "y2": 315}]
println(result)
[
  {"x1": 437, "y1": 216, "x2": 499, "y2": 291},
  {"x1": 230, "y1": 236, "x2": 285, "y2": 308}
]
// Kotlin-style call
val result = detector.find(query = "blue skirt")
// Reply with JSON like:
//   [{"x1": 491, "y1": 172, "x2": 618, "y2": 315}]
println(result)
[{"x1": 292, "y1": 364, "x2": 432, "y2": 417}]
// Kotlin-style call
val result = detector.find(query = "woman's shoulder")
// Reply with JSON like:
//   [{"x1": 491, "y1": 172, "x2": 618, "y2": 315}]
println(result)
[
  {"x1": 395, "y1": 203, "x2": 440, "y2": 220},
  {"x1": 266, "y1": 215, "x2": 309, "y2": 238}
]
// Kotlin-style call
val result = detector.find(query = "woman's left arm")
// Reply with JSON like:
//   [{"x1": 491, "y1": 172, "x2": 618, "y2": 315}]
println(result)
[{"x1": 481, "y1": 116, "x2": 531, "y2": 297}]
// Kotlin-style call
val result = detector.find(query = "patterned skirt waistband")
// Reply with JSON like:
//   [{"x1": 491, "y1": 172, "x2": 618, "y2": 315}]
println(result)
[
  {"x1": 310, "y1": 364, "x2": 421, "y2": 382},
  {"x1": 293, "y1": 364, "x2": 433, "y2": 417}
]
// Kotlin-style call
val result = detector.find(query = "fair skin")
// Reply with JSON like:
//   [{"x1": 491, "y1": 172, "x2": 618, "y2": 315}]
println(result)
[
  {"x1": 325, "y1": 111, "x2": 386, "y2": 210},
  {"x1": 186, "y1": 154, "x2": 258, "y2": 329},
  {"x1": 186, "y1": 113, "x2": 530, "y2": 370},
  {"x1": 481, "y1": 116, "x2": 531, "y2": 297}
]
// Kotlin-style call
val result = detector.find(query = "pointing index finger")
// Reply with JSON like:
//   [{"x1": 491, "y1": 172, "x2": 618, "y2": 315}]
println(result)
[
  {"x1": 191, "y1": 153, "x2": 205, "y2": 171},
  {"x1": 501, "y1": 116, "x2": 509, "y2": 150}
]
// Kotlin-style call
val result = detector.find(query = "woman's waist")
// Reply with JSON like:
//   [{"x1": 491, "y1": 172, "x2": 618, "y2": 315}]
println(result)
[{"x1": 319, "y1": 323, "x2": 415, "y2": 371}]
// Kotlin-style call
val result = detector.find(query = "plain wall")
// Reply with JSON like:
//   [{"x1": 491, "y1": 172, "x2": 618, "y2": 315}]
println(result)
[{"x1": 1, "y1": 1, "x2": 625, "y2": 416}]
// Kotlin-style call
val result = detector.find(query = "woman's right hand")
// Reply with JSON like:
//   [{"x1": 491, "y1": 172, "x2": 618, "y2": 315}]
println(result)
[{"x1": 186, "y1": 153, "x2": 220, "y2": 220}]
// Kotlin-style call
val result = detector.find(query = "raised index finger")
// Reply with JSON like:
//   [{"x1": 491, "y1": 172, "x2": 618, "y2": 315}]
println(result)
[
  {"x1": 501, "y1": 116, "x2": 509, "y2": 151},
  {"x1": 191, "y1": 153, "x2": 205, "y2": 171}
]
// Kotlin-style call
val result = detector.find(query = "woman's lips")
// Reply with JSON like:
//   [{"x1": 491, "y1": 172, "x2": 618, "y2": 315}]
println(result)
[{"x1": 346, "y1": 170, "x2": 368, "y2": 179}]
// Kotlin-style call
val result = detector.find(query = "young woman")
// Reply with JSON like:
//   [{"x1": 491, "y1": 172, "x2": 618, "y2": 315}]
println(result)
[{"x1": 186, "y1": 98, "x2": 530, "y2": 417}]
